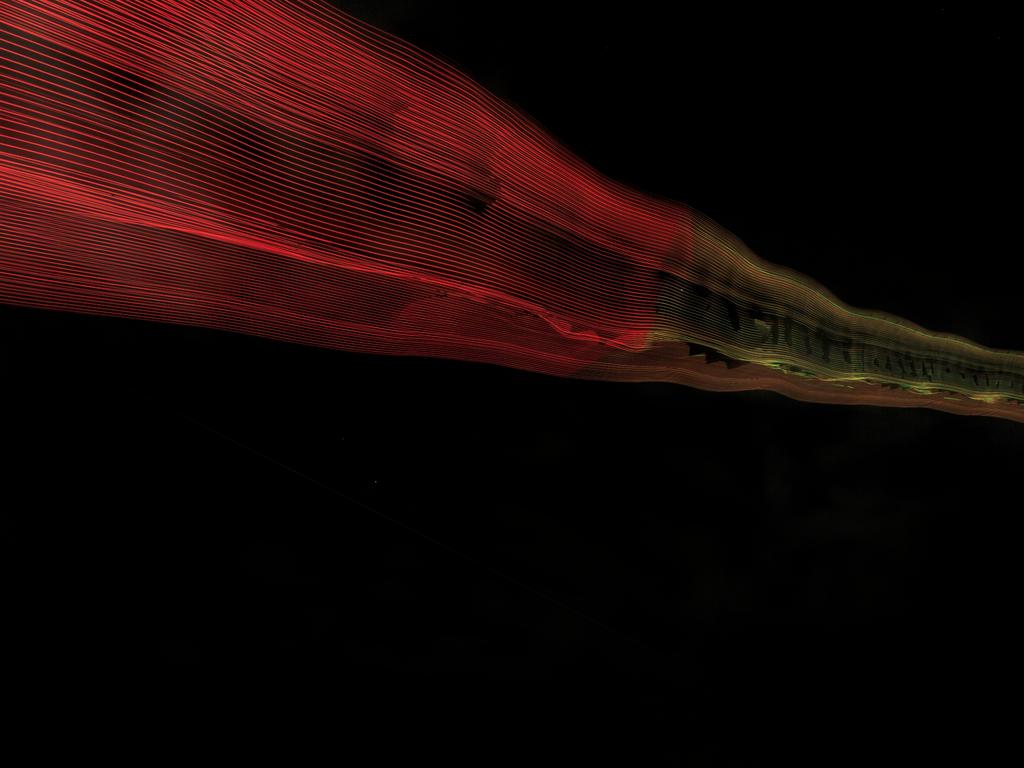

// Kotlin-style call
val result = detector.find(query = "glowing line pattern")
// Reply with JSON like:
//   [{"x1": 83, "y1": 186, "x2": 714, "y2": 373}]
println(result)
[{"x1": 2, "y1": 0, "x2": 1022, "y2": 422}]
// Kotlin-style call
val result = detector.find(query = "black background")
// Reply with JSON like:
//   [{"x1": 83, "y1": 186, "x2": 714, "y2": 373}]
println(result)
[{"x1": 4, "y1": 2, "x2": 1020, "y2": 763}]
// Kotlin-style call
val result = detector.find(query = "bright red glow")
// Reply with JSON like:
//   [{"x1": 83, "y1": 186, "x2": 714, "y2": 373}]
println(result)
[
  {"x1": 2, "y1": 0, "x2": 1023, "y2": 422},
  {"x1": 0, "y1": 0, "x2": 681, "y2": 378}
]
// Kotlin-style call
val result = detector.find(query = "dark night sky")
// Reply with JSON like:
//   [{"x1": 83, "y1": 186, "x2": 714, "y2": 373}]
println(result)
[{"x1": 4, "y1": 2, "x2": 1020, "y2": 763}]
